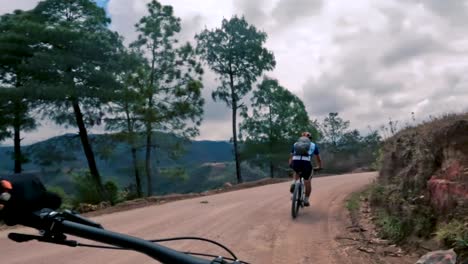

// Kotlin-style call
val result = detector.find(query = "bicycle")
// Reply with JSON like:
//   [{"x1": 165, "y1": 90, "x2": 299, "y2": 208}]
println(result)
[
  {"x1": 7, "y1": 209, "x2": 249, "y2": 264},
  {"x1": 291, "y1": 167, "x2": 321, "y2": 219}
]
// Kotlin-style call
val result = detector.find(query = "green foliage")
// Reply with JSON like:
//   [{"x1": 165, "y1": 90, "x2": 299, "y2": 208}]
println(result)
[
  {"x1": 47, "y1": 185, "x2": 73, "y2": 209},
  {"x1": 130, "y1": 0, "x2": 204, "y2": 137},
  {"x1": 103, "y1": 180, "x2": 120, "y2": 205},
  {"x1": 196, "y1": 15, "x2": 276, "y2": 183},
  {"x1": 240, "y1": 77, "x2": 318, "y2": 142},
  {"x1": 105, "y1": 50, "x2": 146, "y2": 139},
  {"x1": 317, "y1": 114, "x2": 382, "y2": 173},
  {"x1": 436, "y1": 221, "x2": 468, "y2": 261},
  {"x1": 369, "y1": 183, "x2": 386, "y2": 206},
  {"x1": 337, "y1": 130, "x2": 361, "y2": 152},
  {"x1": 239, "y1": 77, "x2": 318, "y2": 177},
  {"x1": 412, "y1": 206, "x2": 436, "y2": 238},
  {"x1": 196, "y1": 16, "x2": 276, "y2": 107},
  {"x1": 0, "y1": 10, "x2": 39, "y2": 83},
  {"x1": 375, "y1": 209, "x2": 411, "y2": 243},
  {"x1": 320, "y1": 112, "x2": 350, "y2": 148},
  {"x1": 0, "y1": 110, "x2": 9, "y2": 142},
  {"x1": 369, "y1": 182, "x2": 437, "y2": 243},
  {"x1": 435, "y1": 220, "x2": 468, "y2": 251},
  {"x1": 0, "y1": 10, "x2": 39, "y2": 171},
  {"x1": 24, "y1": 0, "x2": 123, "y2": 124},
  {"x1": 71, "y1": 171, "x2": 102, "y2": 206},
  {"x1": 130, "y1": 0, "x2": 205, "y2": 196},
  {"x1": 346, "y1": 191, "x2": 362, "y2": 213},
  {"x1": 104, "y1": 50, "x2": 147, "y2": 197},
  {"x1": 71, "y1": 171, "x2": 121, "y2": 205},
  {"x1": 17, "y1": 0, "x2": 127, "y2": 197},
  {"x1": 371, "y1": 147, "x2": 383, "y2": 171}
]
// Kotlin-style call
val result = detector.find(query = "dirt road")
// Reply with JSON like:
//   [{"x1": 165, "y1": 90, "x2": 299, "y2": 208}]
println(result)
[{"x1": 0, "y1": 172, "x2": 376, "y2": 264}]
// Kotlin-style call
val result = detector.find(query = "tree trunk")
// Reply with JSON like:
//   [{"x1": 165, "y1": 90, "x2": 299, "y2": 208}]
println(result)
[
  {"x1": 268, "y1": 104, "x2": 273, "y2": 178},
  {"x1": 131, "y1": 147, "x2": 142, "y2": 197},
  {"x1": 232, "y1": 104, "x2": 242, "y2": 183},
  {"x1": 269, "y1": 161, "x2": 274, "y2": 178},
  {"x1": 125, "y1": 105, "x2": 142, "y2": 198},
  {"x1": 12, "y1": 78, "x2": 23, "y2": 173},
  {"x1": 71, "y1": 99, "x2": 105, "y2": 199},
  {"x1": 145, "y1": 122, "x2": 153, "y2": 196},
  {"x1": 13, "y1": 114, "x2": 21, "y2": 173},
  {"x1": 230, "y1": 72, "x2": 242, "y2": 183},
  {"x1": 145, "y1": 45, "x2": 157, "y2": 197}
]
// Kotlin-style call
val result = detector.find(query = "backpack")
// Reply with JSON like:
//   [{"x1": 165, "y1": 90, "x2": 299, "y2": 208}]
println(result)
[{"x1": 294, "y1": 136, "x2": 311, "y2": 156}]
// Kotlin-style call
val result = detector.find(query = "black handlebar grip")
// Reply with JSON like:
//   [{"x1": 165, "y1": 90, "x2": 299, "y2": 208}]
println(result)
[{"x1": 8, "y1": 233, "x2": 37, "y2": 243}]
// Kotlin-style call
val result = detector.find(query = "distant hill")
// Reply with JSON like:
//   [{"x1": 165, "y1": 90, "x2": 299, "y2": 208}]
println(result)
[{"x1": 0, "y1": 133, "x2": 266, "y2": 194}]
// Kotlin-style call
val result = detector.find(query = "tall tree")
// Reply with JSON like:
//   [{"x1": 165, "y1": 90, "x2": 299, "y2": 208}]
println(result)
[
  {"x1": 196, "y1": 16, "x2": 275, "y2": 183},
  {"x1": 0, "y1": 10, "x2": 39, "y2": 172},
  {"x1": 105, "y1": 50, "x2": 146, "y2": 197},
  {"x1": 240, "y1": 77, "x2": 317, "y2": 178},
  {"x1": 320, "y1": 112, "x2": 350, "y2": 148},
  {"x1": 130, "y1": 0, "x2": 204, "y2": 196},
  {"x1": 22, "y1": 0, "x2": 124, "y2": 198}
]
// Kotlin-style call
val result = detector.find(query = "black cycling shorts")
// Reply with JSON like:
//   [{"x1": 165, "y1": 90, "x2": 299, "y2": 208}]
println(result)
[{"x1": 291, "y1": 160, "x2": 313, "y2": 180}]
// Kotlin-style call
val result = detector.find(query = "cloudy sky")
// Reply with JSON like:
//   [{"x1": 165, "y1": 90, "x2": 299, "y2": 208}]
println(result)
[{"x1": 1, "y1": 0, "x2": 467, "y2": 145}]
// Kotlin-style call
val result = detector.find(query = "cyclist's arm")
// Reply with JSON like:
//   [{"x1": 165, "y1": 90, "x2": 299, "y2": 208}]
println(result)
[
  {"x1": 313, "y1": 145, "x2": 322, "y2": 168},
  {"x1": 314, "y1": 154, "x2": 322, "y2": 168},
  {"x1": 288, "y1": 145, "x2": 295, "y2": 166}
]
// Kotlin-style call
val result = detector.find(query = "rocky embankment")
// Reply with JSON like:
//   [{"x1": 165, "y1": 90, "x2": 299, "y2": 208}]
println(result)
[{"x1": 376, "y1": 113, "x2": 468, "y2": 263}]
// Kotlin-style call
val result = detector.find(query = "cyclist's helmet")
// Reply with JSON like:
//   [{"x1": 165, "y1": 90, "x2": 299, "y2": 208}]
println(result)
[{"x1": 301, "y1": 131, "x2": 312, "y2": 139}]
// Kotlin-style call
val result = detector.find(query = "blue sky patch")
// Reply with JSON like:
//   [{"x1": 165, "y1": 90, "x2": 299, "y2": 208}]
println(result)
[{"x1": 94, "y1": 0, "x2": 109, "y2": 8}]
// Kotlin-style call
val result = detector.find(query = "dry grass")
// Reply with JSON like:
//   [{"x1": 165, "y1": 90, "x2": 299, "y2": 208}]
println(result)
[{"x1": 389, "y1": 112, "x2": 468, "y2": 141}]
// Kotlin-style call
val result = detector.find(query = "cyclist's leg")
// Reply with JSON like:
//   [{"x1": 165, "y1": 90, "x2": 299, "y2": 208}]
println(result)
[
  {"x1": 304, "y1": 162, "x2": 313, "y2": 196},
  {"x1": 290, "y1": 170, "x2": 300, "y2": 193},
  {"x1": 290, "y1": 160, "x2": 301, "y2": 193},
  {"x1": 303, "y1": 163, "x2": 313, "y2": 206},
  {"x1": 305, "y1": 179, "x2": 312, "y2": 197}
]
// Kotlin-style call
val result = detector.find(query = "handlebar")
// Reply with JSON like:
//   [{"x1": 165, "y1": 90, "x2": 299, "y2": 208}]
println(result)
[
  {"x1": 1, "y1": 173, "x2": 248, "y2": 263},
  {"x1": 12, "y1": 209, "x2": 244, "y2": 264}
]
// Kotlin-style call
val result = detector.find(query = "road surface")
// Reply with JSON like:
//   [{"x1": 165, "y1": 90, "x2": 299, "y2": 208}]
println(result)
[{"x1": 0, "y1": 172, "x2": 376, "y2": 264}]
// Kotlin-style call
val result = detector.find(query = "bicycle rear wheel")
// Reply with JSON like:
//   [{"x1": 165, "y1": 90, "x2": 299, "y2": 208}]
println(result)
[{"x1": 291, "y1": 183, "x2": 301, "y2": 218}]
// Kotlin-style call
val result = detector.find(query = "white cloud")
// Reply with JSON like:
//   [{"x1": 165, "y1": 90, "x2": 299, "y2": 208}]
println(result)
[
  {"x1": 0, "y1": 0, "x2": 39, "y2": 14},
  {"x1": 1, "y1": 0, "x2": 467, "y2": 145}
]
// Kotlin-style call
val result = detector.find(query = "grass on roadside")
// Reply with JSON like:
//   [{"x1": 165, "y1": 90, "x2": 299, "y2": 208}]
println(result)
[
  {"x1": 435, "y1": 220, "x2": 468, "y2": 260},
  {"x1": 346, "y1": 191, "x2": 362, "y2": 213}
]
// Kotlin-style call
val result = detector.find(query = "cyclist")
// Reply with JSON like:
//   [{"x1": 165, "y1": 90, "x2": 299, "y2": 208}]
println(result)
[{"x1": 288, "y1": 132, "x2": 322, "y2": 206}]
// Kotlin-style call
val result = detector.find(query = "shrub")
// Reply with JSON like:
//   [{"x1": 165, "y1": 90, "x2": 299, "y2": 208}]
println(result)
[
  {"x1": 71, "y1": 171, "x2": 121, "y2": 206},
  {"x1": 71, "y1": 171, "x2": 101, "y2": 206},
  {"x1": 435, "y1": 220, "x2": 468, "y2": 251},
  {"x1": 47, "y1": 185, "x2": 73, "y2": 210},
  {"x1": 346, "y1": 191, "x2": 361, "y2": 213},
  {"x1": 375, "y1": 209, "x2": 411, "y2": 243},
  {"x1": 104, "y1": 180, "x2": 120, "y2": 205},
  {"x1": 368, "y1": 183, "x2": 385, "y2": 206}
]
